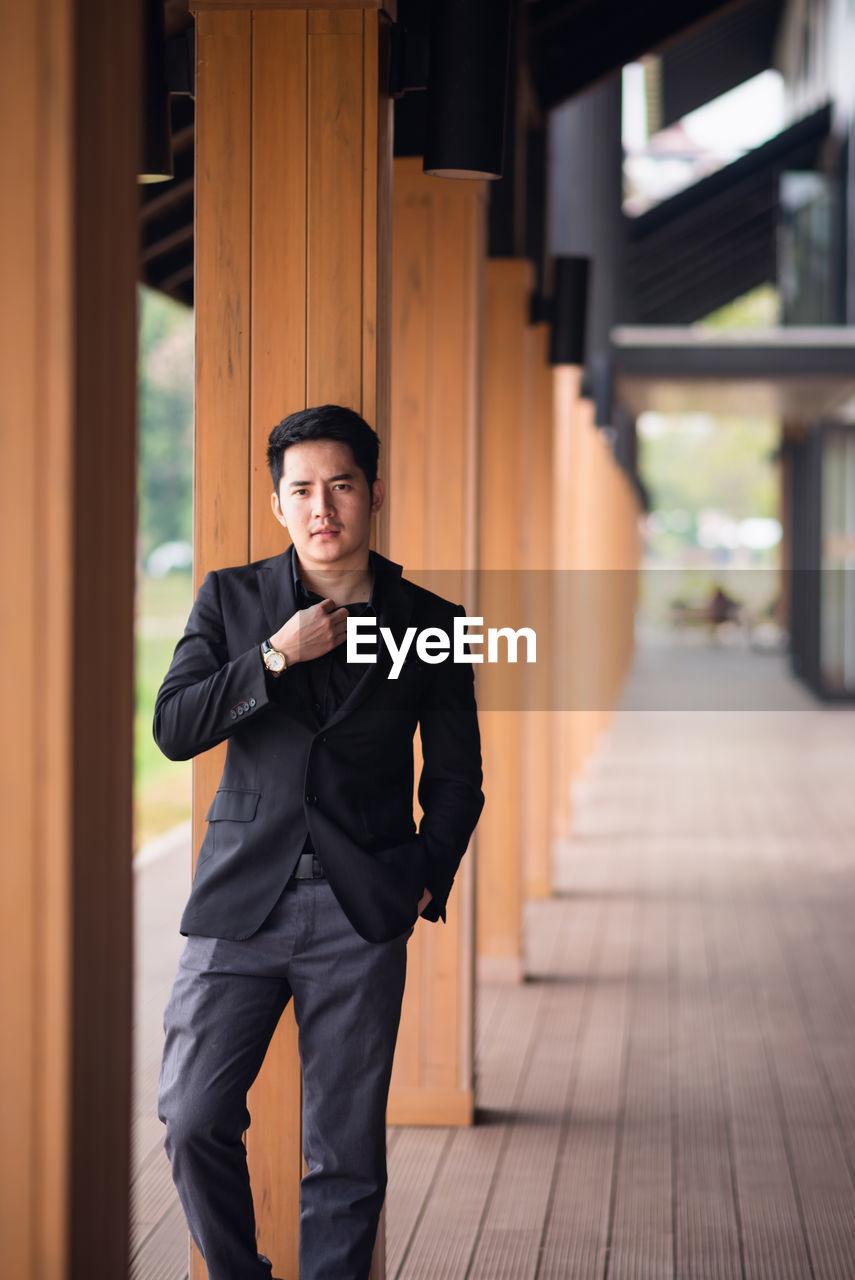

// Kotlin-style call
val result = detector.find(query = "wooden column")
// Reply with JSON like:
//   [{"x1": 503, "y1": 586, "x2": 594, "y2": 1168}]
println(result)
[
  {"x1": 522, "y1": 322, "x2": 557, "y2": 900},
  {"x1": 476, "y1": 259, "x2": 534, "y2": 983},
  {"x1": 552, "y1": 366, "x2": 584, "y2": 845},
  {"x1": 192, "y1": 4, "x2": 393, "y2": 1275},
  {"x1": 387, "y1": 157, "x2": 485, "y2": 1125},
  {"x1": 552, "y1": 374, "x2": 641, "y2": 844},
  {"x1": 0, "y1": 0, "x2": 139, "y2": 1275},
  {"x1": 567, "y1": 395, "x2": 606, "y2": 776}
]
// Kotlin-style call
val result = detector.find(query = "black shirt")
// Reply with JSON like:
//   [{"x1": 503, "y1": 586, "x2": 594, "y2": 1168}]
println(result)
[
  {"x1": 290, "y1": 548, "x2": 378, "y2": 724},
  {"x1": 289, "y1": 548, "x2": 380, "y2": 864}
]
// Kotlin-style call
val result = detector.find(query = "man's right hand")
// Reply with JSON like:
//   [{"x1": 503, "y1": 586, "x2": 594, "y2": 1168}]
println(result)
[{"x1": 269, "y1": 598, "x2": 349, "y2": 666}]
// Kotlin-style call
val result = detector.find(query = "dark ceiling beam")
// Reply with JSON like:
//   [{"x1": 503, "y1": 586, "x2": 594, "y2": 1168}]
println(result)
[
  {"x1": 527, "y1": 0, "x2": 756, "y2": 110},
  {"x1": 140, "y1": 222, "x2": 193, "y2": 265},
  {"x1": 154, "y1": 261, "x2": 194, "y2": 297},
  {"x1": 139, "y1": 174, "x2": 193, "y2": 223},
  {"x1": 171, "y1": 122, "x2": 193, "y2": 154}
]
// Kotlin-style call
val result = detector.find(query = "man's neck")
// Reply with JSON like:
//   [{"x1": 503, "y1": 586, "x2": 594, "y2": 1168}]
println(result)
[{"x1": 296, "y1": 551, "x2": 373, "y2": 605}]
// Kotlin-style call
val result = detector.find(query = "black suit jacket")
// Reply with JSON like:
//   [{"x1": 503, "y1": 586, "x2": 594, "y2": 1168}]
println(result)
[{"x1": 153, "y1": 547, "x2": 484, "y2": 944}]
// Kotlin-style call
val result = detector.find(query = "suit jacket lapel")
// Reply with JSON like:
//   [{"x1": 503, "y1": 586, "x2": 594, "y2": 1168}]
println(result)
[
  {"x1": 256, "y1": 546, "x2": 318, "y2": 725},
  {"x1": 257, "y1": 545, "x2": 298, "y2": 638}
]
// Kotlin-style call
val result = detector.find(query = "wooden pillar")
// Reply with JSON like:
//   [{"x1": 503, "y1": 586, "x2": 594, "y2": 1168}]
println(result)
[
  {"x1": 567, "y1": 395, "x2": 606, "y2": 774},
  {"x1": 522, "y1": 322, "x2": 557, "y2": 899},
  {"x1": 191, "y1": 4, "x2": 394, "y2": 1275},
  {"x1": 387, "y1": 157, "x2": 486, "y2": 1125},
  {"x1": 552, "y1": 366, "x2": 584, "y2": 845},
  {"x1": 0, "y1": 0, "x2": 139, "y2": 1275},
  {"x1": 476, "y1": 259, "x2": 534, "y2": 983}
]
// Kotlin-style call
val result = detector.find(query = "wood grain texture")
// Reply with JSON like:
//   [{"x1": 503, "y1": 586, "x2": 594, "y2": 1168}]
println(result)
[
  {"x1": 476, "y1": 259, "x2": 534, "y2": 982},
  {"x1": 522, "y1": 324, "x2": 556, "y2": 900},
  {"x1": 551, "y1": 365, "x2": 583, "y2": 846},
  {"x1": 0, "y1": 0, "x2": 138, "y2": 1275},
  {"x1": 192, "y1": 13, "x2": 254, "y2": 1278},
  {"x1": 191, "y1": 8, "x2": 394, "y2": 1276},
  {"x1": 250, "y1": 9, "x2": 308, "y2": 557},
  {"x1": 307, "y1": 18, "x2": 365, "y2": 406},
  {"x1": 192, "y1": 11, "x2": 253, "y2": 914},
  {"x1": 388, "y1": 159, "x2": 486, "y2": 1123}
]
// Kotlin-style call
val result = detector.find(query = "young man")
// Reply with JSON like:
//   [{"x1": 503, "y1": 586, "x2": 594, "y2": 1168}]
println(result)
[{"x1": 155, "y1": 405, "x2": 484, "y2": 1280}]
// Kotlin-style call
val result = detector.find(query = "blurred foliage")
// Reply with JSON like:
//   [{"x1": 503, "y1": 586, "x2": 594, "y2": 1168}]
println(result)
[
  {"x1": 639, "y1": 412, "x2": 779, "y2": 550},
  {"x1": 136, "y1": 286, "x2": 194, "y2": 849},
  {"x1": 697, "y1": 283, "x2": 780, "y2": 329},
  {"x1": 639, "y1": 283, "x2": 783, "y2": 565},
  {"x1": 135, "y1": 571, "x2": 193, "y2": 850},
  {"x1": 137, "y1": 285, "x2": 194, "y2": 564}
]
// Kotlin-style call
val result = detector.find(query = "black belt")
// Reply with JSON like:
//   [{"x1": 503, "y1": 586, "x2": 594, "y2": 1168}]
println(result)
[{"x1": 292, "y1": 851, "x2": 326, "y2": 880}]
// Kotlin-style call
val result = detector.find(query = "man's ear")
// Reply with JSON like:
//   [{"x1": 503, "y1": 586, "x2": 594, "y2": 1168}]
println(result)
[
  {"x1": 271, "y1": 489, "x2": 288, "y2": 529},
  {"x1": 370, "y1": 478, "x2": 385, "y2": 514}
]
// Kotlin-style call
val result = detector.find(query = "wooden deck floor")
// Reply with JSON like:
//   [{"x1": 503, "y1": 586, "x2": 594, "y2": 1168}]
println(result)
[{"x1": 132, "y1": 643, "x2": 855, "y2": 1279}]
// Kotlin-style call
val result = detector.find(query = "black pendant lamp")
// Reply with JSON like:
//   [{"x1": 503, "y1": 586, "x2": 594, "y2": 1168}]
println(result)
[
  {"x1": 139, "y1": 0, "x2": 174, "y2": 184},
  {"x1": 549, "y1": 256, "x2": 590, "y2": 366},
  {"x1": 424, "y1": 0, "x2": 513, "y2": 180}
]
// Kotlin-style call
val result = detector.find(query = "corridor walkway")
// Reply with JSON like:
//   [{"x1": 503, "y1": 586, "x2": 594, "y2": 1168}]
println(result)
[{"x1": 132, "y1": 642, "x2": 855, "y2": 1279}]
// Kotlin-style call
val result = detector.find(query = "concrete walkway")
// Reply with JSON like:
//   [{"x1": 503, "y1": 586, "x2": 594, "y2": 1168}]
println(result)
[{"x1": 131, "y1": 643, "x2": 855, "y2": 1278}]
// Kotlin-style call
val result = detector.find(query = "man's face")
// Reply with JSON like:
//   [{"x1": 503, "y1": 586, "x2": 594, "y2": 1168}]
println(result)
[{"x1": 271, "y1": 438, "x2": 384, "y2": 573}]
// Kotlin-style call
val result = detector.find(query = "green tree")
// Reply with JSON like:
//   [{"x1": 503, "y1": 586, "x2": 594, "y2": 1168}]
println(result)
[{"x1": 137, "y1": 285, "x2": 194, "y2": 565}]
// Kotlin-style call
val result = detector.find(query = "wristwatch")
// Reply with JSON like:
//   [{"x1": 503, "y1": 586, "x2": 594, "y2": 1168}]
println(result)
[{"x1": 261, "y1": 637, "x2": 287, "y2": 675}]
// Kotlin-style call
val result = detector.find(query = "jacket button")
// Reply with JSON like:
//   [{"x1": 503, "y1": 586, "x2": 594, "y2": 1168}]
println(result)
[
  {"x1": 321, "y1": 735, "x2": 327, "y2": 743},
  {"x1": 305, "y1": 792, "x2": 318, "y2": 806},
  {"x1": 230, "y1": 710, "x2": 237, "y2": 720},
  {"x1": 313, "y1": 702, "x2": 322, "y2": 712},
  {"x1": 249, "y1": 698, "x2": 256, "y2": 708}
]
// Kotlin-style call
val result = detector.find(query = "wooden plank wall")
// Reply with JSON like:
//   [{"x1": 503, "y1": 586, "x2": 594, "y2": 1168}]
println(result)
[
  {"x1": 552, "y1": 366, "x2": 584, "y2": 844},
  {"x1": 522, "y1": 322, "x2": 558, "y2": 900},
  {"x1": 476, "y1": 258, "x2": 535, "y2": 983},
  {"x1": 388, "y1": 157, "x2": 486, "y2": 1126},
  {"x1": 191, "y1": 5, "x2": 393, "y2": 1275},
  {"x1": 0, "y1": 0, "x2": 139, "y2": 1275}
]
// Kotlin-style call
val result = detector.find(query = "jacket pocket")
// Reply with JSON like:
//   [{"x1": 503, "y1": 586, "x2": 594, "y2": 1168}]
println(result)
[{"x1": 205, "y1": 788, "x2": 261, "y2": 822}]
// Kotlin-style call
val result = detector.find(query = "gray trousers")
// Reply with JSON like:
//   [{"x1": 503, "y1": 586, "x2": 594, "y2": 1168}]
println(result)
[{"x1": 158, "y1": 878, "x2": 412, "y2": 1280}]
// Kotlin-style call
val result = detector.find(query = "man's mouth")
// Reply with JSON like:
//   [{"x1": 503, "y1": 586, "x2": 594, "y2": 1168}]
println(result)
[{"x1": 312, "y1": 528, "x2": 340, "y2": 537}]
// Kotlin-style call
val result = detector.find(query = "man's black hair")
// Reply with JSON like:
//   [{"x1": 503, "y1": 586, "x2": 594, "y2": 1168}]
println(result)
[{"x1": 267, "y1": 405, "x2": 380, "y2": 493}]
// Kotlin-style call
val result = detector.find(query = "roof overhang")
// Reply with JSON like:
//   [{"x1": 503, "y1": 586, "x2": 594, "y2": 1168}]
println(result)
[
  {"x1": 527, "y1": 0, "x2": 749, "y2": 110},
  {"x1": 612, "y1": 325, "x2": 855, "y2": 419}
]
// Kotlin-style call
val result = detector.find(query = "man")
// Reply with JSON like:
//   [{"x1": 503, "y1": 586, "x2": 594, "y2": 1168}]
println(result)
[{"x1": 155, "y1": 404, "x2": 484, "y2": 1280}]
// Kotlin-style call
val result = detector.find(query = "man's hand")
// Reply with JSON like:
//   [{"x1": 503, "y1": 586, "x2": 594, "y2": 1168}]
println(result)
[
  {"x1": 417, "y1": 887, "x2": 433, "y2": 915},
  {"x1": 269, "y1": 598, "x2": 349, "y2": 666}
]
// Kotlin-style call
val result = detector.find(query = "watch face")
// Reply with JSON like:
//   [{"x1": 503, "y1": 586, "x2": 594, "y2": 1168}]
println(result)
[{"x1": 264, "y1": 647, "x2": 285, "y2": 672}]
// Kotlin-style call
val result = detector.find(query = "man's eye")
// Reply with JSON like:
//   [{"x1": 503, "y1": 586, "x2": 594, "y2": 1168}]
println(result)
[{"x1": 333, "y1": 483, "x2": 351, "y2": 491}]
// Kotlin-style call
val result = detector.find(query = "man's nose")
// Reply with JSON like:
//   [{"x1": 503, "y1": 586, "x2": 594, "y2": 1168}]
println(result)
[{"x1": 311, "y1": 487, "x2": 335, "y2": 518}]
